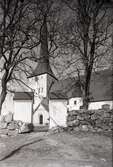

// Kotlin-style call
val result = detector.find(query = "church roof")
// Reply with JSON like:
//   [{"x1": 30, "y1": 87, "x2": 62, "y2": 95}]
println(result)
[
  {"x1": 28, "y1": 59, "x2": 57, "y2": 80},
  {"x1": 49, "y1": 91, "x2": 68, "y2": 100},
  {"x1": 50, "y1": 69, "x2": 113, "y2": 102},
  {"x1": 28, "y1": 16, "x2": 57, "y2": 80},
  {"x1": 13, "y1": 92, "x2": 34, "y2": 100},
  {"x1": 13, "y1": 69, "x2": 112, "y2": 102}
]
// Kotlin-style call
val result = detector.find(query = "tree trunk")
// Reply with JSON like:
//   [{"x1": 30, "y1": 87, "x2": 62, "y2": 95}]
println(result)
[
  {"x1": 0, "y1": 70, "x2": 8, "y2": 115},
  {"x1": 0, "y1": 88, "x2": 7, "y2": 115},
  {"x1": 83, "y1": 66, "x2": 92, "y2": 109}
]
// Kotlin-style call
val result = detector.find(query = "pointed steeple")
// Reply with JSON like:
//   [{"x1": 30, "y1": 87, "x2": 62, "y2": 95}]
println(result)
[{"x1": 29, "y1": 15, "x2": 57, "y2": 80}]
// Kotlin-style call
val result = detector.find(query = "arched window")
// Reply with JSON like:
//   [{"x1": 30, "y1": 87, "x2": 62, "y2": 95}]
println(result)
[{"x1": 39, "y1": 114, "x2": 43, "y2": 124}]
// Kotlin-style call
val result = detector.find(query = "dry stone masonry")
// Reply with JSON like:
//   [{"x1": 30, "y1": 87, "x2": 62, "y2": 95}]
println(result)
[
  {"x1": 0, "y1": 105, "x2": 112, "y2": 136},
  {"x1": 67, "y1": 108, "x2": 113, "y2": 132},
  {"x1": 0, "y1": 112, "x2": 33, "y2": 137}
]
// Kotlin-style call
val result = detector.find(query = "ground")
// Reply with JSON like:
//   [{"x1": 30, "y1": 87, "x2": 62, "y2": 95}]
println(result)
[{"x1": 0, "y1": 131, "x2": 112, "y2": 167}]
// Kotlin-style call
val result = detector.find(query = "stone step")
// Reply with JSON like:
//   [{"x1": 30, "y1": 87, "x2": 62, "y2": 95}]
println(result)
[{"x1": 33, "y1": 125, "x2": 49, "y2": 132}]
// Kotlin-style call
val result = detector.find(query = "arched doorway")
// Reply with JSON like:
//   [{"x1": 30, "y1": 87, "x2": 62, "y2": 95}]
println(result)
[{"x1": 39, "y1": 114, "x2": 43, "y2": 124}]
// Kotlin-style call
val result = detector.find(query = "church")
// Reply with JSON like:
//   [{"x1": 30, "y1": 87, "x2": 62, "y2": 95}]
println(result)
[
  {"x1": 12, "y1": 53, "x2": 68, "y2": 129},
  {"x1": 1, "y1": 16, "x2": 112, "y2": 130},
  {"x1": 1, "y1": 16, "x2": 68, "y2": 130}
]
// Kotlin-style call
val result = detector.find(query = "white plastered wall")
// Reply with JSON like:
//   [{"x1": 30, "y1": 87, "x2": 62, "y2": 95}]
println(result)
[
  {"x1": 49, "y1": 100, "x2": 67, "y2": 128},
  {"x1": 89, "y1": 101, "x2": 113, "y2": 110},
  {"x1": 29, "y1": 74, "x2": 47, "y2": 97},
  {"x1": 67, "y1": 97, "x2": 113, "y2": 110},
  {"x1": 36, "y1": 74, "x2": 47, "y2": 97},
  {"x1": 67, "y1": 97, "x2": 83, "y2": 111},
  {"x1": 14, "y1": 100, "x2": 32, "y2": 123}
]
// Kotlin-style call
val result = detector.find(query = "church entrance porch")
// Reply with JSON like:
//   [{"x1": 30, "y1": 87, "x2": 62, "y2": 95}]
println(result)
[
  {"x1": 33, "y1": 114, "x2": 49, "y2": 132},
  {"x1": 33, "y1": 105, "x2": 49, "y2": 132}
]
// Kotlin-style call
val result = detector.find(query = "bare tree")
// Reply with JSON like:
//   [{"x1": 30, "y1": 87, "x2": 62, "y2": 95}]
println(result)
[
  {"x1": 59, "y1": 0, "x2": 113, "y2": 109},
  {"x1": 0, "y1": 0, "x2": 42, "y2": 114},
  {"x1": 0, "y1": 0, "x2": 63, "y2": 114}
]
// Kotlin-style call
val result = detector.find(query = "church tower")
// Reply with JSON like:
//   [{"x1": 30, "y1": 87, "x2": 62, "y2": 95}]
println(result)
[{"x1": 28, "y1": 16, "x2": 57, "y2": 126}]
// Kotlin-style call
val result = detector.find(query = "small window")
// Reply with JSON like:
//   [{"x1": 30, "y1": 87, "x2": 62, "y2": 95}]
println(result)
[
  {"x1": 74, "y1": 100, "x2": 77, "y2": 105},
  {"x1": 41, "y1": 87, "x2": 43, "y2": 93}
]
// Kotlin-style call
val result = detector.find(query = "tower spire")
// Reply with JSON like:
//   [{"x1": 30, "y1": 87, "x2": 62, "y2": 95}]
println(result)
[
  {"x1": 40, "y1": 15, "x2": 49, "y2": 60},
  {"x1": 29, "y1": 15, "x2": 56, "y2": 80}
]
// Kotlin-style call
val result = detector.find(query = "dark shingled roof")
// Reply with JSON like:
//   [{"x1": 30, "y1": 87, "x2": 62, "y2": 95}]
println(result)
[
  {"x1": 50, "y1": 69, "x2": 113, "y2": 102},
  {"x1": 49, "y1": 92, "x2": 68, "y2": 100},
  {"x1": 89, "y1": 69, "x2": 113, "y2": 102},
  {"x1": 28, "y1": 60, "x2": 57, "y2": 80},
  {"x1": 50, "y1": 78, "x2": 82, "y2": 99},
  {"x1": 13, "y1": 92, "x2": 34, "y2": 100},
  {"x1": 28, "y1": 16, "x2": 57, "y2": 80}
]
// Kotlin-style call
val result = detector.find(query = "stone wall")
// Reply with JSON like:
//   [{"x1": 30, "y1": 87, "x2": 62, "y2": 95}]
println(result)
[
  {"x1": 0, "y1": 113, "x2": 33, "y2": 137},
  {"x1": 67, "y1": 109, "x2": 113, "y2": 132}
]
